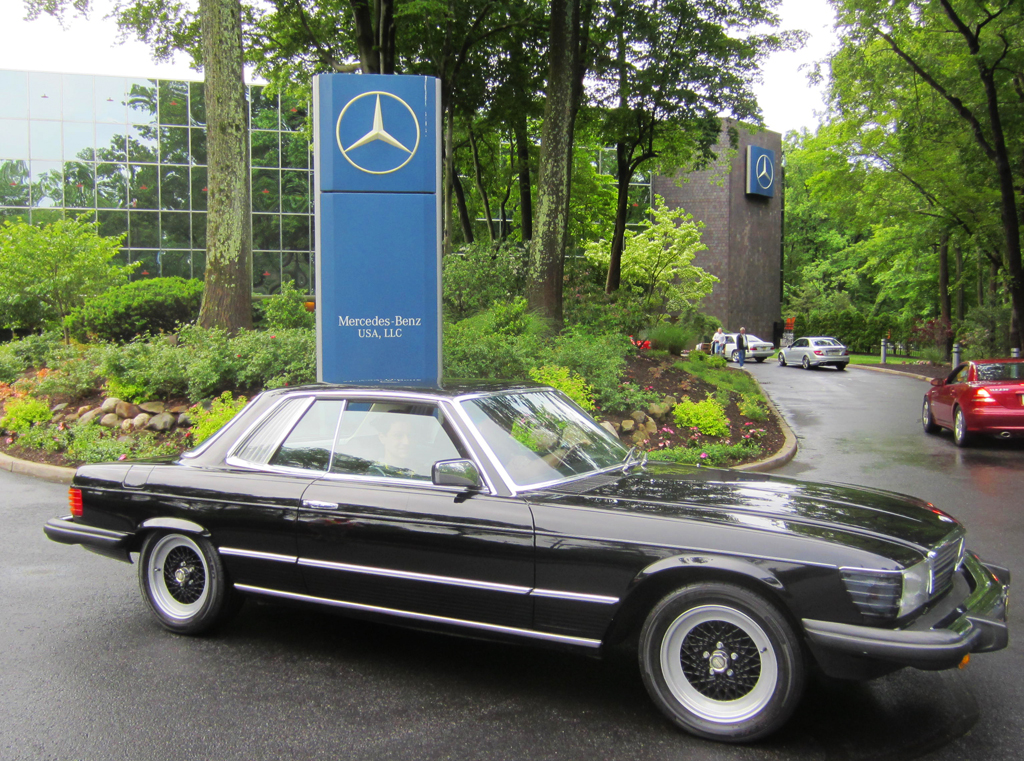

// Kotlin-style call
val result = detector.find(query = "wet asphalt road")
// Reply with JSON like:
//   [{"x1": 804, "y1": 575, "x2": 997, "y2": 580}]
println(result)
[{"x1": 1, "y1": 364, "x2": 1020, "y2": 761}]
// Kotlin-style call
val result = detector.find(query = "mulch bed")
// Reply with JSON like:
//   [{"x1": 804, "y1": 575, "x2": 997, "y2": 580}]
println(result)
[
  {"x1": 596, "y1": 353, "x2": 786, "y2": 464},
  {"x1": 857, "y1": 362, "x2": 951, "y2": 380}
]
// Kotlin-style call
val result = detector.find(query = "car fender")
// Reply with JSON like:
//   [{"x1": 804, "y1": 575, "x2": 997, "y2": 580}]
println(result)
[
  {"x1": 602, "y1": 552, "x2": 795, "y2": 645},
  {"x1": 139, "y1": 516, "x2": 211, "y2": 537}
]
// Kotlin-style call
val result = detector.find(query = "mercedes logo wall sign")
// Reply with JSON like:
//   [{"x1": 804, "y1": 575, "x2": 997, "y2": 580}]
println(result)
[
  {"x1": 745, "y1": 145, "x2": 776, "y2": 198},
  {"x1": 335, "y1": 91, "x2": 421, "y2": 175}
]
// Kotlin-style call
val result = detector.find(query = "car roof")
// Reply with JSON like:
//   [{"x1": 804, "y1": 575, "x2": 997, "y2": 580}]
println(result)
[{"x1": 259, "y1": 379, "x2": 547, "y2": 401}]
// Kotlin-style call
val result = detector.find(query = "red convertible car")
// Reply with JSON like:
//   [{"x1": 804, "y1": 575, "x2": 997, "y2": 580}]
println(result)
[{"x1": 922, "y1": 358, "x2": 1024, "y2": 446}]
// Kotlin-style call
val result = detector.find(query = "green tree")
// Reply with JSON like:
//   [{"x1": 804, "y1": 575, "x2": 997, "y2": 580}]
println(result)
[
  {"x1": 584, "y1": 195, "x2": 717, "y2": 313},
  {"x1": 0, "y1": 217, "x2": 136, "y2": 338}
]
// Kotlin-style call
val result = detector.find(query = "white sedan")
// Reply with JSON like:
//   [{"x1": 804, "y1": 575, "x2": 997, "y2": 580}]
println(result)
[
  {"x1": 778, "y1": 336, "x2": 850, "y2": 370},
  {"x1": 722, "y1": 333, "x2": 774, "y2": 363}
]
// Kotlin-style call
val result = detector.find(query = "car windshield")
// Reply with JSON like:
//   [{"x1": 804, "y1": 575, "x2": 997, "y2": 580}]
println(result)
[
  {"x1": 460, "y1": 390, "x2": 629, "y2": 488},
  {"x1": 976, "y1": 363, "x2": 1024, "y2": 381}
]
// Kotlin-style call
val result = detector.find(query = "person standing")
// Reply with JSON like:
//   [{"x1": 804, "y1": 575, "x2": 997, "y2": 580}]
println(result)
[
  {"x1": 736, "y1": 327, "x2": 748, "y2": 367},
  {"x1": 711, "y1": 327, "x2": 725, "y2": 355}
]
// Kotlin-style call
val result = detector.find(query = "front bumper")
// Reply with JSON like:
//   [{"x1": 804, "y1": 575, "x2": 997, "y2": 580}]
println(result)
[
  {"x1": 44, "y1": 515, "x2": 134, "y2": 563},
  {"x1": 803, "y1": 553, "x2": 1009, "y2": 677}
]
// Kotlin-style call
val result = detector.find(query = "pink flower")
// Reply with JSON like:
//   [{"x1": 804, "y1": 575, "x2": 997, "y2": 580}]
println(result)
[
  {"x1": 118, "y1": 454, "x2": 127, "y2": 461},
  {"x1": 699, "y1": 452, "x2": 709, "y2": 459}
]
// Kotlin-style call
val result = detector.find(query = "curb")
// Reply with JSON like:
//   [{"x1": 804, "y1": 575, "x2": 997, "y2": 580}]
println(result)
[
  {"x1": 0, "y1": 450, "x2": 75, "y2": 484},
  {"x1": 848, "y1": 364, "x2": 938, "y2": 381},
  {"x1": 734, "y1": 373, "x2": 798, "y2": 473}
]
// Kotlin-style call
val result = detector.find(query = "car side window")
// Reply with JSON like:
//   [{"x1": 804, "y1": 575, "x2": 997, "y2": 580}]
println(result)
[
  {"x1": 950, "y1": 365, "x2": 970, "y2": 384},
  {"x1": 794, "y1": 339, "x2": 807, "y2": 348},
  {"x1": 268, "y1": 399, "x2": 344, "y2": 472},
  {"x1": 330, "y1": 402, "x2": 462, "y2": 480}
]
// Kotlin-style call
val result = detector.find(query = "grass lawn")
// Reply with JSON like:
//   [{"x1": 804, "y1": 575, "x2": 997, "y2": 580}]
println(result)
[{"x1": 847, "y1": 353, "x2": 924, "y2": 365}]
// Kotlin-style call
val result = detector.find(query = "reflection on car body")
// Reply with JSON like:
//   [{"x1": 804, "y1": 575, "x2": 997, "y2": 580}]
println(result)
[
  {"x1": 922, "y1": 358, "x2": 1024, "y2": 447},
  {"x1": 44, "y1": 382, "x2": 1009, "y2": 742}
]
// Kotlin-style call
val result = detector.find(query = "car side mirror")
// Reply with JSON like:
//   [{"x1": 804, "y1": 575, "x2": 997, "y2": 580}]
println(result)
[
  {"x1": 432, "y1": 459, "x2": 483, "y2": 490},
  {"x1": 930, "y1": 377, "x2": 945, "y2": 387}
]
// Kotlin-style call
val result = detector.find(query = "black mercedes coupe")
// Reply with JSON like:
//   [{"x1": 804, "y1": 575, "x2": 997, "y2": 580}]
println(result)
[{"x1": 44, "y1": 382, "x2": 1010, "y2": 742}]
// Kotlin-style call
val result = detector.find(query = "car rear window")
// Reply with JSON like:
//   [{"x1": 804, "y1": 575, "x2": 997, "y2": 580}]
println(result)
[{"x1": 976, "y1": 363, "x2": 1024, "y2": 381}]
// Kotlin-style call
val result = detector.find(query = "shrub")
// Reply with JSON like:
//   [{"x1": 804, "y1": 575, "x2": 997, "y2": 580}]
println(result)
[
  {"x1": 672, "y1": 395, "x2": 730, "y2": 437},
  {"x1": 539, "y1": 327, "x2": 629, "y2": 407},
  {"x1": 738, "y1": 393, "x2": 769, "y2": 422},
  {"x1": 34, "y1": 345, "x2": 106, "y2": 398},
  {"x1": 0, "y1": 396, "x2": 53, "y2": 434},
  {"x1": 7, "y1": 330, "x2": 67, "y2": 368},
  {"x1": 654, "y1": 441, "x2": 761, "y2": 467},
  {"x1": 189, "y1": 391, "x2": 248, "y2": 445},
  {"x1": 646, "y1": 322, "x2": 695, "y2": 355},
  {"x1": 64, "y1": 277, "x2": 202, "y2": 343},
  {"x1": 442, "y1": 243, "x2": 529, "y2": 321},
  {"x1": 230, "y1": 329, "x2": 316, "y2": 391},
  {"x1": 260, "y1": 280, "x2": 314, "y2": 331},
  {"x1": 529, "y1": 365, "x2": 596, "y2": 411},
  {"x1": 599, "y1": 381, "x2": 661, "y2": 414},
  {"x1": 65, "y1": 424, "x2": 181, "y2": 463},
  {"x1": 100, "y1": 336, "x2": 189, "y2": 402},
  {"x1": 0, "y1": 343, "x2": 27, "y2": 384}
]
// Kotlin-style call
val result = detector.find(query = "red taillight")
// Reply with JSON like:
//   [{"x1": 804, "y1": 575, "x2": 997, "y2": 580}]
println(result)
[
  {"x1": 813, "y1": 350, "x2": 823, "y2": 355},
  {"x1": 971, "y1": 387, "x2": 996, "y2": 403},
  {"x1": 69, "y1": 488, "x2": 83, "y2": 518}
]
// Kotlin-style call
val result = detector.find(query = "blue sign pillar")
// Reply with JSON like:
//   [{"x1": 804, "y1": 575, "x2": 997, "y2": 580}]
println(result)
[{"x1": 313, "y1": 75, "x2": 442, "y2": 384}]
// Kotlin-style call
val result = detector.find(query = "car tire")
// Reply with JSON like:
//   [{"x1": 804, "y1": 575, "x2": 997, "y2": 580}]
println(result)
[
  {"x1": 801, "y1": 356, "x2": 811, "y2": 370},
  {"x1": 922, "y1": 398, "x2": 940, "y2": 435},
  {"x1": 836, "y1": 364, "x2": 847, "y2": 371},
  {"x1": 638, "y1": 582, "x2": 805, "y2": 742},
  {"x1": 953, "y1": 407, "x2": 971, "y2": 448},
  {"x1": 755, "y1": 357, "x2": 766, "y2": 363},
  {"x1": 138, "y1": 532, "x2": 241, "y2": 635},
  {"x1": 778, "y1": 353, "x2": 787, "y2": 367},
  {"x1": 731, "y1": 350, "x2": 739, "y2": 363}
]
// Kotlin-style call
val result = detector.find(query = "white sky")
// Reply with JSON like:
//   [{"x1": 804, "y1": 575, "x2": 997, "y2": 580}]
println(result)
[{"x1": 0, "y1": 0, "x2": 835, "y2": 137}]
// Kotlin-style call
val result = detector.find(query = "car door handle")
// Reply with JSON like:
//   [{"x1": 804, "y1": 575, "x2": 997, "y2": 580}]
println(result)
[{"x1": 302, "y1": 500, "x2": 339, "y2": 510}]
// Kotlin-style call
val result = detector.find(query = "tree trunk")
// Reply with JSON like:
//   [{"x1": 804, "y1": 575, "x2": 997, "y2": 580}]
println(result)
[
  {"x1": 514, "y1": 115, "x2": 533, "y2": 242},
  {"x1": 469, "y1": 127, "x2": 495, "y2": 242},
  {"x1": 527, "y1": 0, "x2": 582, "y2": 329},
  {"x1": 604, "y1": 142, "x2": 633, "y2": 293},
  {"x1": 954, "y1": 242, "x2": 963, "y2": 324},
  {"x1": 198, "y1": 0, "x2": 252, "y2": 333},
  {"x1": 938, "y1": 233, "x2": 952, "y2": 358},
  {"x1": 452, "y1": 173, "x2": 474, "y2": 244}
]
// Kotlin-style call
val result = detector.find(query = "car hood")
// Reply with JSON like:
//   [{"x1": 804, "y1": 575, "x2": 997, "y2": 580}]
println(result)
[{"x1": 534, "y1": 461, "x2": 961, "y2": 563}]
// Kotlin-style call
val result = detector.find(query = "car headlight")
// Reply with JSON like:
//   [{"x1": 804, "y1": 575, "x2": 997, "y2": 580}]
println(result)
[{"x1": 899, "y1": 557, "x2": 931, "y2": 617}]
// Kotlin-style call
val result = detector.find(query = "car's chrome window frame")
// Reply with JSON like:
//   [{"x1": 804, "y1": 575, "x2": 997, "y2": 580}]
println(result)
[
  {"x1": 452, "y1": 387, "x2": 629, "y2": 495},
  {"x1": 226, "y1": 395, "x2": 317, "y2": 470},
  {"x1": 181, "y1": 391, "x2": 266, "y2": 460}
]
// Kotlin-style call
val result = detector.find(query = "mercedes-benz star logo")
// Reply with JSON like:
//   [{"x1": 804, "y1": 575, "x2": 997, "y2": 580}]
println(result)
[
  {"x1": 756, "y1": 153, "x2": 774, "y2": 190},
  {"x1": 335, "y1": 91, "x2": 420, "y2": 175}
]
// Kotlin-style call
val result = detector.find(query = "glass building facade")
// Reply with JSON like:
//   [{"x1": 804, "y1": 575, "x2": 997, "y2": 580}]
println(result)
[{"x1": 0, "y1": 69, "x2": 313, "y2": 294}]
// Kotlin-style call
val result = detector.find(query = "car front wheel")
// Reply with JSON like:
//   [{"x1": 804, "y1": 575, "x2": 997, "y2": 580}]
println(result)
[
  {"x1": 139, "y1": 532, "x2": 240, "y2": 635},
  {"x1": 953, "y1": 407, "x2": 971, "y2": 447},
  {"x1": 638, "y1": 583, "x2": 805, "y2": 742},
  {"x1": 778, "y1": 353, "x2": 787, "y2": 367},
  {"x1": 922, "y1": 398, "x2": 939, "y2": 434}
]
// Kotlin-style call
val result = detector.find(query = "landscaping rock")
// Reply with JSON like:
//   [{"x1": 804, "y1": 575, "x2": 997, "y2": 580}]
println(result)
[
  {"x1": 100, "y1": 398, "x2": 122, "y2": 414},
  {"x1": 51, "y1": 402, "x2": 68, "y2": 413},
  {"x1": 630, "y1": 410, "x2": 647, "y2": 423},
  {"x1": 115, "y1": 401, "x2": 140, "y2": 419},
  {"x1": 78, "y1": 409, "x2": 103, "y2": 426},
  {"x1": 620, "y1": 419, "x2": 635, "y2": 433},
  {"x1": 133, "y1": 413, "x2": 152, "y2": 430},
  {"x1": 176, "y1": 412, "x2": 193, "y2": 428},
  {"x1": 147, "y1": 412, "x2": 176, "y2": 432},
  {"x1": 168, "y1": 404, "x2": 190, "y2": 415},
  {"x1": 77, "y1": 405, "x2": 93, "y2": 417},
  {"x1": 644, "y1": 419, "x2": 658, "y2": 434},
  {"x1": 120, "y1": 419, "x2": 134, "y2": 433},
  {"x1": 140, "y1": 401, "x2": 166, "y2": 414},
  {"x1": 599, "y1": 421, "x2": 618, "y2": 437},
  {"x1": 99, "y1": 413, "x2": 120, "y2": 428}
]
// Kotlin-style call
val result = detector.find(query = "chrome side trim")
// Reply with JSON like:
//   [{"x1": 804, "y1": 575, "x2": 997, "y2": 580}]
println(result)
[
  {"x1": 219, "y1": 547, "x2": 298, "y2": 563},
  {"x1": 531, "y1": 589, "x2": 619, "y2": 605},
  {"x1": 297, "y1": 558, "x2": 532, "y2": 595},
  {"x1": 234, "y1": 584, "x2": 603, "y2": 649}
]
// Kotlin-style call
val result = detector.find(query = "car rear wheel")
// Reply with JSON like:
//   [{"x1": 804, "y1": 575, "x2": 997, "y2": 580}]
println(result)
[
  {"x1": 139, "y1": 532, "x2": 240, "y2": 635},
  {"x1": 836, "y1": 364, "x2": 847, "y2": 371},
  {"x1": 638, "y1": 582, "x2": 805, "y2": 742},
  {"x1": 953, "y1": 407, "x2": 971, "y2": 447},
  {"x1": 731, "y1": 350, "x2": 739, "y2": 363},
  {"x1": 778, "y1": 353, "x2": 787, "y2": 367},
  {"x1": 755, "y1": 357, "x2": 766, "y2": 363},
  {"x1": 922, "y1": 398, "x2": 940, "y2": 434},
  {"x1": 801, "y1": 356, "x2": 811, "y2": 370}
]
